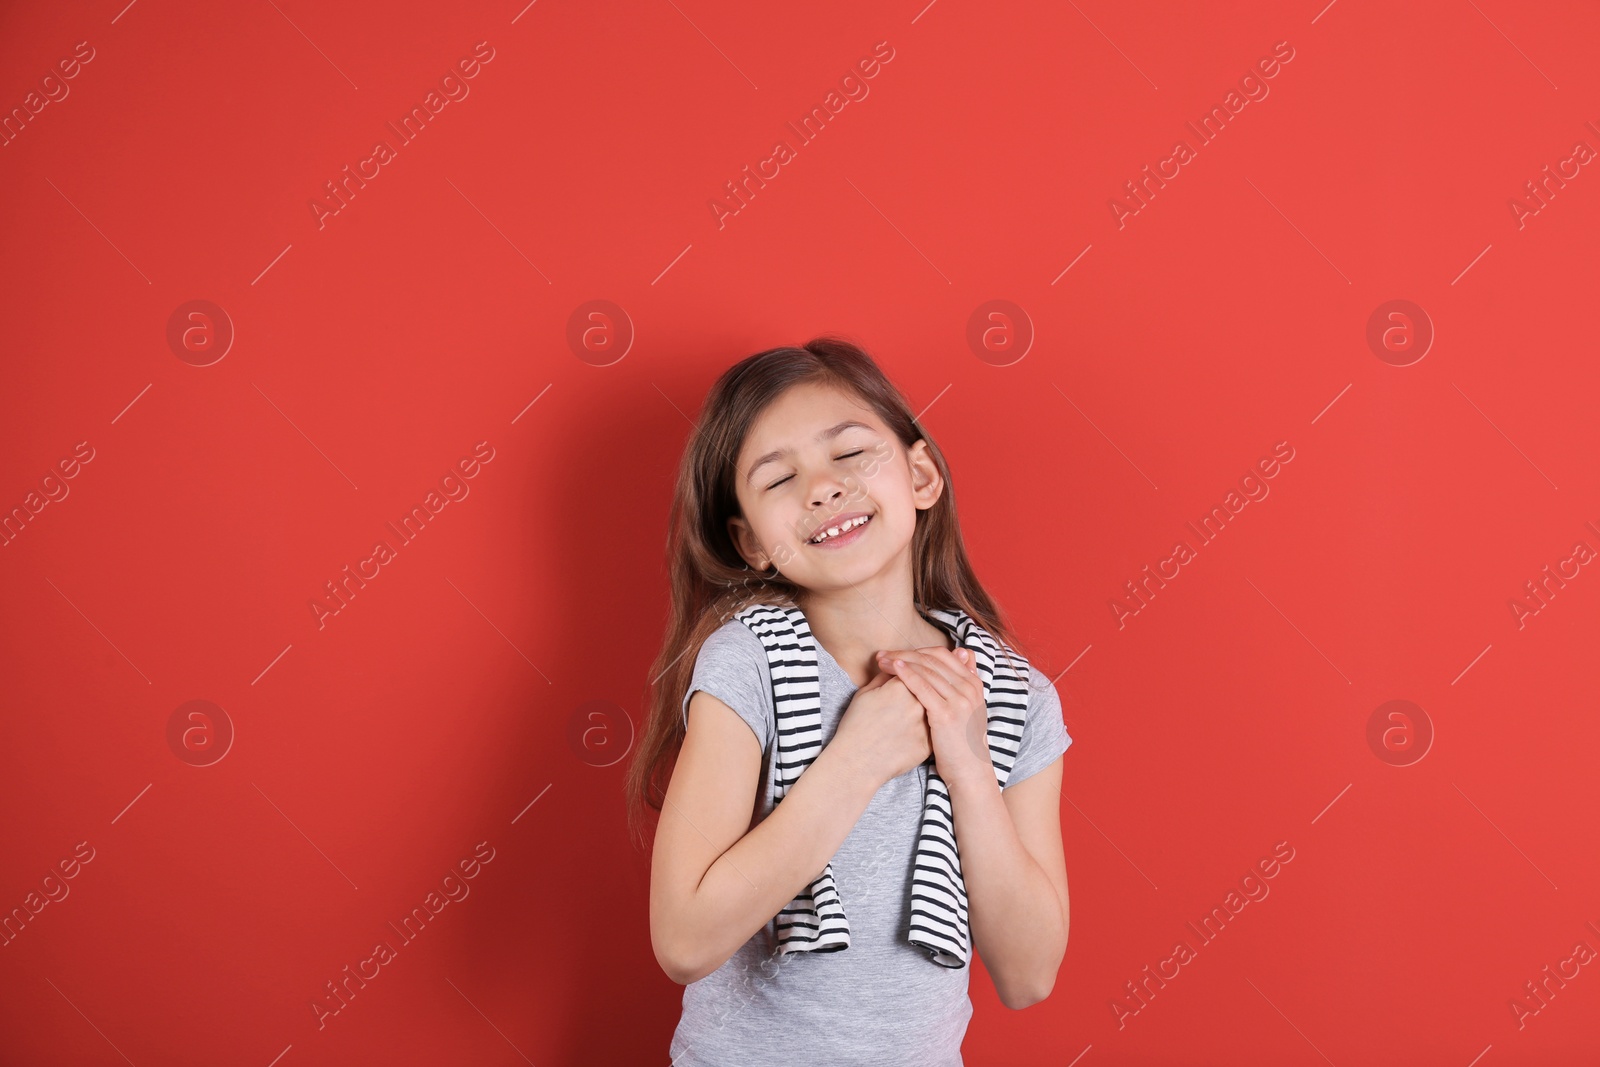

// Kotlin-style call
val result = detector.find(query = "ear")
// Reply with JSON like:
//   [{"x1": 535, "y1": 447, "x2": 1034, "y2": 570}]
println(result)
[
  {"x1": 907, "y1": 439, "x2": 944, "y2": 511},
  {"x1": 726, "y1": 514, "x2": 766, "y2": 569}
]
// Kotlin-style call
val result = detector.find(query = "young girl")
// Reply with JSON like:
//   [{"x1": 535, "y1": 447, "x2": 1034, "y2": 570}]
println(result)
[{"x1": 626, "y1": 337, "x2": 1073, "y2": 1066}]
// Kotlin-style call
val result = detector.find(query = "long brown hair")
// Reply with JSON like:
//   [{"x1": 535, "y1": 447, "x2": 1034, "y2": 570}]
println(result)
[{"x1": 624, "y1": 336, "x2": 1030, "y2": 849}]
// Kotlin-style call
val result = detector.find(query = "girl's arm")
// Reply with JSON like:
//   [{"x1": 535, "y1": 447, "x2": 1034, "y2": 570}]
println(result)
[
  {"x1": 872, "y1": 645, "x2": 1070, "y2": 1008},
  {"x1": 950, "y1": 758, "x2": 1070, "y2": 1009},
  {"x1": 650, "y1": 690, "x2": 882, "y2": 985}
]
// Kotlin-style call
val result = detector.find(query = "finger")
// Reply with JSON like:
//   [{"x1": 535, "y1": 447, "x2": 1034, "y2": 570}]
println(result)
[
  {"x1": 902, "y1": 644, "x2": 976, "y2": 679},
  {"x1": 934, "y1": 648, "x2": 984, "y2": 700},
  {"x1": 859, "y1": 669, "x2": 892, "y2": 691},
  {"x1": 872, "y1": 649, "x2": 915, "y2": 680},
  {"x1": 891, "y1": 657, "x2": 958, "y2": 707},
  {"x1": 925, "y1": 646, "x2": 982, "y2": 686},
  {"x1": 884, "y1": 648, "x2": 968, "y2": 696},
  {"x1": 875, "y1": 647, "x2": 959, "y2": 687},
  {"x1": 888, "y1": 659, "x2": 935, "y2": 707}
]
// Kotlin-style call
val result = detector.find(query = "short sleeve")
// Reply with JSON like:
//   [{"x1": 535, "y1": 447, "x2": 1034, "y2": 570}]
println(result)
[
  {"x1": 1003, "y1": 667, "x2": 1072, "y2": 790},
  {"x1": 680, "y1": 620, "x2": 774, "y2": 752}
]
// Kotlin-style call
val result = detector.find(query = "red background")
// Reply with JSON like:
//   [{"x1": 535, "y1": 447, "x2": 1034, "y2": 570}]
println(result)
[{"x1": 3, "y1": 0, "x2": 1598, "y2": 1063}]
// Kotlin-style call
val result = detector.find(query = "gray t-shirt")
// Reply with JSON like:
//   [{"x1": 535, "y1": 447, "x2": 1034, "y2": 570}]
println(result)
[{"x1": 668, "y1": 617, "x2": 1073, "y2": 1067}]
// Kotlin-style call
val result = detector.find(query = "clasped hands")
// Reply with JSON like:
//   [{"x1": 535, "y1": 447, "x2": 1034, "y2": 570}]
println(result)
[{"x1": 873, "y1": 644, "x2": 992, "y2": 790}]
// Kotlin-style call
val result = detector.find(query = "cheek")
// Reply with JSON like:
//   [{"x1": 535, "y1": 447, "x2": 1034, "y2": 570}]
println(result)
[
  {"x1": 871, "y1": 468, "x2": 917, "y2": 512},
  {"x1": 751, "y1": 504, "x2": 801, "y2": 552}
]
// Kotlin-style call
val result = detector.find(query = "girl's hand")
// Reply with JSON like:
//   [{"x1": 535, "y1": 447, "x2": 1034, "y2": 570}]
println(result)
[
  {"x1": 873, "y1": 646, "x2": 992, "y2": 791},
  {"x1": 832, "y1": 670, "x2": 934, "y2": 789}
]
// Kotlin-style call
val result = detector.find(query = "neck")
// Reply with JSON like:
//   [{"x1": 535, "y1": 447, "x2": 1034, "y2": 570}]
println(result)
[{"x1": 796, "y1": 562, "x2": 953, "y2": 688}]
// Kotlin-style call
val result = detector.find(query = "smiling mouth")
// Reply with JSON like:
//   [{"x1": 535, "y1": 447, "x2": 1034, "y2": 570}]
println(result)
[{"x1": 807, "y1": 513, "x2": 873, "y2": 545}]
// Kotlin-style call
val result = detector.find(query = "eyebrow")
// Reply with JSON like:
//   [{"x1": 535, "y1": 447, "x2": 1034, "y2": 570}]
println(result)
[{"x1": 744, "y1": 420, "x2": 875, "y2": 486}]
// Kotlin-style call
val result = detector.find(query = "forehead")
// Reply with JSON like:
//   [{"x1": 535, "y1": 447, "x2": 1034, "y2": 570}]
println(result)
[{"x1": 738, "y1": 382, "x2": 883, "y2": 459}]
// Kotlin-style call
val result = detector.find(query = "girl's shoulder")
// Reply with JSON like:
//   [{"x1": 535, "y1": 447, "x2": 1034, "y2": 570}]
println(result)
[
  {"x1": 681, "y1": 617, "x2": 776, "y2": 749},
  {"x1": 701, "y1": 612, "x2": 774, "y2": 662},
  {"x1": 1009, "y1": 644, "x2": 1066, "y2": 725},
  {"x1": 699, "y1": 599, "x2": 805, "y2": 678},
  {"x1": 1005, "y1": 658, "x2": 1073, "y2": 788}
]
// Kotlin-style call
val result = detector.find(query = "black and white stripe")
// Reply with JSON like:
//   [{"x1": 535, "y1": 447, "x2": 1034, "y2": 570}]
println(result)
[{"x1": 734, "y1": 601, "x2": 1031, "y2": 969}]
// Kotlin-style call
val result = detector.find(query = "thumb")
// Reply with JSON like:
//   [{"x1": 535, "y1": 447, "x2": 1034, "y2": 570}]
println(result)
[{"x1": 859, "y1": 669, "x2": 892, "y2": 691}]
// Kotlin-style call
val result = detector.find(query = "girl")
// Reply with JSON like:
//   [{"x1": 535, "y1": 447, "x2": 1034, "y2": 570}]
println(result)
[{"x1": 627, "y1": 337, "x2": 1073, "y2": 1066}]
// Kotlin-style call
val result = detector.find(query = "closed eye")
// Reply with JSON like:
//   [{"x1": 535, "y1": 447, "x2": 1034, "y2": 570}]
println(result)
[{"x1": 764, "y1": 450, "x2": 867, "y2": 491}]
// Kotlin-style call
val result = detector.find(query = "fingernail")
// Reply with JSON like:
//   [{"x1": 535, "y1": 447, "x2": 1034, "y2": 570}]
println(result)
[{"x1": 893, "y1": 658, "x2": 904, "y2": 667}]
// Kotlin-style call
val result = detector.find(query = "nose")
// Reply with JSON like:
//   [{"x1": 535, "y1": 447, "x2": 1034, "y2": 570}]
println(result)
[{"x1": 808, "y1": 481, "x2": 848, "y2": 510}]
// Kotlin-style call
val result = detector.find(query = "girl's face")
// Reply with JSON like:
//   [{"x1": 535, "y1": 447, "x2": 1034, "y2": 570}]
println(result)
[{"x1": 726, "y1": 380, "x2": 944, "y2": 594}]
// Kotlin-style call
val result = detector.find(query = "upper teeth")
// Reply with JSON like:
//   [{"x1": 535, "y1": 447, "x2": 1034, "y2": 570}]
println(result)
[{"x1": 810, "y1": 515, "x2": 870, "y2": 543}]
